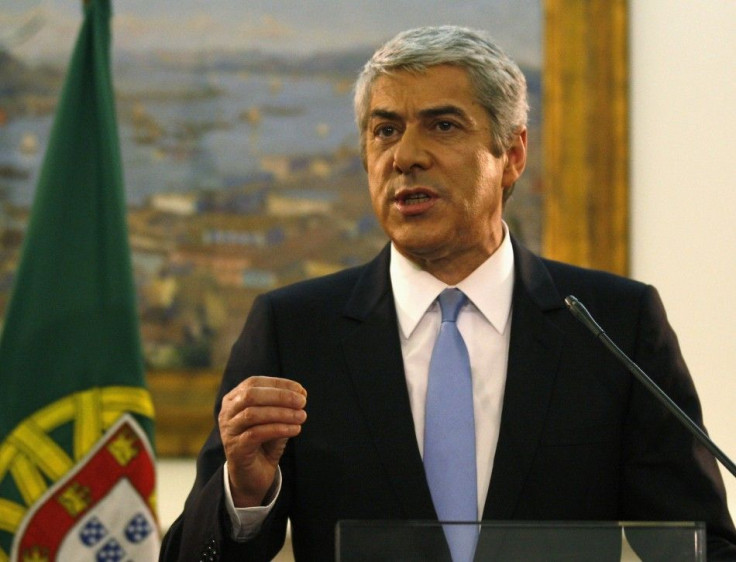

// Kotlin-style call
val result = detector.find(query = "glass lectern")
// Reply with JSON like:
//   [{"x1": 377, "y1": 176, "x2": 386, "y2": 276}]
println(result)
[{"x1": 335, "y1": 520, "x2": 705, "y2": 561}]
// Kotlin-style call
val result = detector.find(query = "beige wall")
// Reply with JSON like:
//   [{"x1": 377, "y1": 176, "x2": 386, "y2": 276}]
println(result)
[
  {"x1": 630, "y1": 0, "x2": 736, "y2": 515},
  {"x1": 158, "y1": 0, "x2": 736, "y2": 530}
]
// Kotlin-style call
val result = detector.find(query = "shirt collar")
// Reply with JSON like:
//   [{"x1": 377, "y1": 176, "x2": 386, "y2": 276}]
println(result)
[{"x1": 390, "y1": 223, "x2": 515, "y2": 339}]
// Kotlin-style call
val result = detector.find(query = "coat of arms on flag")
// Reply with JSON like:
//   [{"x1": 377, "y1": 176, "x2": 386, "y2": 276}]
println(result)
[{"x1": 9, "y1": 413, "x2": 158, "y2": 562}]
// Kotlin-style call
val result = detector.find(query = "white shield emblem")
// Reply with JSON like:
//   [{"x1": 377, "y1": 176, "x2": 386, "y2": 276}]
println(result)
[{"x1": 12, "y1": 415, "x2": 159, "y2": 561}]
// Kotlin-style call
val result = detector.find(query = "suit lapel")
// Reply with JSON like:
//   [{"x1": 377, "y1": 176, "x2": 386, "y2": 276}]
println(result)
[
  {"x1": 483, "y1": 240, "x2": 566, "y2": 519},
  {"x1": 338, "y1": 241, "x2": 569, "y2": 521},
  {"x1": 340, "y1": 246, "x2": 437, "y2": 519}
]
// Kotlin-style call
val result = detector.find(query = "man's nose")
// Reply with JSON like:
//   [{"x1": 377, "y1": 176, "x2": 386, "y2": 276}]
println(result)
[{"x1": 392, "y1": 127, "x2": 431, "y2": 174}]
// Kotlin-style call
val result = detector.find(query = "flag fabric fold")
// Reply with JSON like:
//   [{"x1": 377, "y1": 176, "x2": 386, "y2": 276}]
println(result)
[{"x1": 0, "y1": 1, "x2": 158, "y2": 559}]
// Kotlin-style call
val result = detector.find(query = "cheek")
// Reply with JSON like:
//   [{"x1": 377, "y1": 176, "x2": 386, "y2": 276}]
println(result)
[
  {"x1": 367, "y1": 176, "x2": 388, "y2": 218},
  {"x1": 368, "y1": 183, "x2": 380, "y2": 209},
  {"x1": 366, "y1": 157, "x2": 392, "y2": 196},
  {"x1": 454, "y1": 166, "x2": 504, "y2": 221},
  {"x1": 473, "y1": 156, "x2": 505, "y2": 198}
]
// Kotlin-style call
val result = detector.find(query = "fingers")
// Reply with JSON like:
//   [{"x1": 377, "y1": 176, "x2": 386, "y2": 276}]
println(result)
[
  {"x1": 219, "y1": 376, "x2": 308, "y2": 444},
  {"x1": 226, "y1": 405, "x2": 306, "y2": 441},
  {"x1": 224, "y1": 376, "x2": 306, "y2": 411},
  {"x1": 217, "y1": 376, "x2": 307, "y2": 507}
]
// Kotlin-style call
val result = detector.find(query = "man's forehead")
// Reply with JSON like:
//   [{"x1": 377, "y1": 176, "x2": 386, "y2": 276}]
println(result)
[{"x1": 367, "y1": 65, "x2": 479, "y2": 116}]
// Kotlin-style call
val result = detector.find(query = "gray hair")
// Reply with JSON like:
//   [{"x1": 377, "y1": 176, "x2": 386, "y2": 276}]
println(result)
[{"x1": 354, "y1": 25, "x2": 529, "y2": 158}]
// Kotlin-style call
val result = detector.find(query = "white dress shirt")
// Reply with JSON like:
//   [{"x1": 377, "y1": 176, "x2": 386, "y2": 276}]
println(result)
[
  {"x1": 225, "y1": 225, "x2": 515, "y2": 536},
  {"x1": 389, "y1": 226, "x2": 514, "y2": 516}
]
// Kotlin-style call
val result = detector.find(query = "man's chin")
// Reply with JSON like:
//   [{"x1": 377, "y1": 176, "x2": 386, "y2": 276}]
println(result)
[{"x1": 391, "y1": 236, "x2": 450, "y2": 264}]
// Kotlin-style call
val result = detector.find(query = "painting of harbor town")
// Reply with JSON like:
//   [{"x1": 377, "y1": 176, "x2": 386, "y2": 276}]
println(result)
[{"x1": 0, "y1": 1, "x2": 541, "y2": 449}]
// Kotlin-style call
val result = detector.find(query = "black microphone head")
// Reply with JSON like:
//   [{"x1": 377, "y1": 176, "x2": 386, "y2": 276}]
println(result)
[{"x1": 565, "y1": 295, "x2": 605, "y2": 337}]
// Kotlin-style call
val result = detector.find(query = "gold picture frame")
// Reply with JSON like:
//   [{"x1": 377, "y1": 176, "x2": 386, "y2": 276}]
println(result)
[
  {"x1": 543, "y1": 0, "x2": 629, "y2": 275},
  {"x1": 152, "y1": 0, "x2": 630, "y2": 456}
]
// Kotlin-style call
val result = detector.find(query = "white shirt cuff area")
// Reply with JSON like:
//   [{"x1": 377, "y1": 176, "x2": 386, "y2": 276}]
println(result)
[{"x1": 223, "y1": 461, "x2": 282, "y2": 542}]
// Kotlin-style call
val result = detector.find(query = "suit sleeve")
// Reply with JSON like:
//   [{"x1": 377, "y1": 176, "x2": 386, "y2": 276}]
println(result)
[
  {"x1": 621, "y1": 285, "x2": 736, "y2": 560},
  {"x1": 159, "y1": 294, "x2": 291, "y2": 562}
]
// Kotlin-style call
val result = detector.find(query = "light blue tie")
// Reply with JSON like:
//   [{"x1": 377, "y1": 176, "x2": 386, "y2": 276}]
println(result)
[{"x1": 424, "y1": 288, "x2": 478, "y2": 562}]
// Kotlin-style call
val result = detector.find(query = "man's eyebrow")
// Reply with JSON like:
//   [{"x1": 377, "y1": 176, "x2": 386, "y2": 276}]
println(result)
[
  {"x1": 368, "y1": 109, "x2": 402, "y2": 121},
  {"x1": 368, "y1": 105, "x2": 470, "y2": 122},
  {"x1": 418, "y1": 105, "x2": 469, "y2": 120}
]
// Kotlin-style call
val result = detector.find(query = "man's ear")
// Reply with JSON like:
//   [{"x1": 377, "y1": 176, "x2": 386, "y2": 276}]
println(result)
[{"x1": 501, "y1": 128, "x2": 527, "y2": 187}]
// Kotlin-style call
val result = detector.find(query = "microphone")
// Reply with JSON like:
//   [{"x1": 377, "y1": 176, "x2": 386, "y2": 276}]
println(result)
[{"x1": 565, "y1": 294, "x2": 736, "y2": 479}]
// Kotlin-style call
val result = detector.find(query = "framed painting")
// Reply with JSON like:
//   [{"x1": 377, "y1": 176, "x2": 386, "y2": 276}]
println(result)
[{"x1": 0, "y1": 0, "x2": 627, "y2": 455}]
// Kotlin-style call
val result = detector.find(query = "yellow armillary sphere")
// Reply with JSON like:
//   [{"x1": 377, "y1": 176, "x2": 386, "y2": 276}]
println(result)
[{"x1": 0, "y1": 386, "x2": 155, "y2": 562}]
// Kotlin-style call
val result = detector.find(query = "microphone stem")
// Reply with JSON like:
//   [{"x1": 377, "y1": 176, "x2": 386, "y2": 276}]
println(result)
[{"x1": 566, "y1": 296, "x2": 736, "y2": 479}]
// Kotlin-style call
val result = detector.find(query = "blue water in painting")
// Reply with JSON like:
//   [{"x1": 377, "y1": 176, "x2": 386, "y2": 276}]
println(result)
[{"x1": 0, "y1": 65, "x2": 359, "y2": 207}]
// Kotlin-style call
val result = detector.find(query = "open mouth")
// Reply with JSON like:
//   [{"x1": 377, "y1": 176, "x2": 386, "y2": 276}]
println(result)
[
  {"x1": 400, "y1": 192, "x2": 433, "y2": 206},
  {"x1": 394, "y1": 189, "x2": 438, "y2": 215}
]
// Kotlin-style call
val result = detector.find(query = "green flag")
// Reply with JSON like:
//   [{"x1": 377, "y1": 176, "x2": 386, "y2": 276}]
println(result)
[{"x1": 0, "y1": 1, "x2": 158, "y2": 559}]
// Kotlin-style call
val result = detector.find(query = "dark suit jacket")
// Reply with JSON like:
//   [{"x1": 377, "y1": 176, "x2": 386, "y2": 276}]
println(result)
[{"x1": 160, "y1": 240, "x2": 736, "y2": 561}]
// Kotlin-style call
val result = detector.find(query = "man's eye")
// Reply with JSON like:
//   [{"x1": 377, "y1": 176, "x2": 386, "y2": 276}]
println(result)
[
  {"x1": 435, "y1": 120, "x2": 456, "y2": 132},
  {"x1": 375, "y1": 125, "x2": 397, "y2": 138}
]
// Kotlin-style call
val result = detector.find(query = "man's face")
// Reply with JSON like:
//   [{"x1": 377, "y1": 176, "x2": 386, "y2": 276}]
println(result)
[{"x1": 364, "y1": 65, "x2": 526, "y2": 279}]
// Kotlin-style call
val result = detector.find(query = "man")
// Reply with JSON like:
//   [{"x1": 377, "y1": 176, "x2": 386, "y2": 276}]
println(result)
[{"x1": 160, "y1": 26, "x2": 736, "y2": 561}]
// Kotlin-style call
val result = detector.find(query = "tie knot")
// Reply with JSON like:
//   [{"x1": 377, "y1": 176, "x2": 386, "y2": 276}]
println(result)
[{"x1": 438, "y1": 288, "x2": 467, "y2": 323}]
